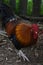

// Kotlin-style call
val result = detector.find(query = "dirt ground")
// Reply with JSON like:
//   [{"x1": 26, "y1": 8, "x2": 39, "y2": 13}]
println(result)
[{"x1": 0, "y1": 20, "x2": 43, "y2": 65}]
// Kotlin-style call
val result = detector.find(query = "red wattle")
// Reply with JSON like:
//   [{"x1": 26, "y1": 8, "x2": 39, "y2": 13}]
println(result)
[{"x1": 32, "y1": 24, "x2": 39, "y2": 40}]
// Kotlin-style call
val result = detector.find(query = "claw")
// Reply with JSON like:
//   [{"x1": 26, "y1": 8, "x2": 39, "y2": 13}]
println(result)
[{"x1": 15, "y1": 50, "x2": 30, "y2": 62}]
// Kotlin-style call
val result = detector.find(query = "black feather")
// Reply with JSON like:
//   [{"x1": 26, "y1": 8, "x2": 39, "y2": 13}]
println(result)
[
  {"x1": 9, "y1": 34, "x2": 22, "y2": 50},
  {"x1": 1, "y1": 3, "x2": 15, "y2": 27}
]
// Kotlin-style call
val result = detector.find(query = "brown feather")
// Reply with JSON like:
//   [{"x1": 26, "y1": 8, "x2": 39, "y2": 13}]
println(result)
[
  {"x1": 15, "y1": 23, "x2": 32, "y2": 46},
  {"x1": 5, "y1": 22, "x2": 14, "y2": 36}
]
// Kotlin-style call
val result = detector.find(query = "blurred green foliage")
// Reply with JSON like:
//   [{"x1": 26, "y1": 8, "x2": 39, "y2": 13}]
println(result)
[
  {"x1": 27, "y1": 0, "x2": 33, "y2": 16},
  {"x1": 3, "y1": 0, "x2": 10, "y2": 5},
  {"x1": 1, "y1": 0, "x2": 43, "y2": 16},
  {"x1": 15, "y1": 0, "x2": 20, "y2": 14},
  {"x1": 40, "y1": 0, "x2": 43, "y2": 15}
]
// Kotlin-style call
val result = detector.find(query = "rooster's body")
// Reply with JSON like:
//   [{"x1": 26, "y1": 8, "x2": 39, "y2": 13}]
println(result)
[{"x1": 1, "y1": 3, "x2": 39, "y2": 61}]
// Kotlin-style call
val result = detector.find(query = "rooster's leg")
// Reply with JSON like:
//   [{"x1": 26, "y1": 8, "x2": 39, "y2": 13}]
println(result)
[{"x1": 15, "y1": 49, "x2": 30, "y2": 62}]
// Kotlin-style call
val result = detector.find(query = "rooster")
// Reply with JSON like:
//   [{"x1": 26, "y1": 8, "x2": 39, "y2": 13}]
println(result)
[{"x1": 1, "y1": 3, "x2": 39, "y2": 62}]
